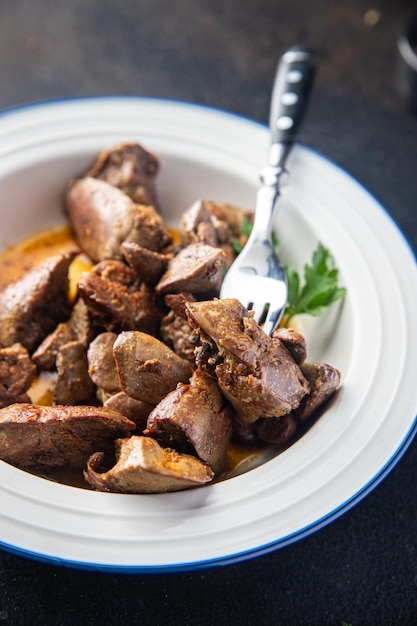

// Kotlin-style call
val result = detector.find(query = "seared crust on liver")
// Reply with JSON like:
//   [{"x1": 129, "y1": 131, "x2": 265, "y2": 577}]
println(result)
[
  {"x1": 84, "y1": 435, "x2": 214, "y2": 493},
  {"x1": 155, "y1": 243, "x2": 226, "y2": 295},
  {"x1": 297, "y1": 362, "x2": 341, "y2": 421},
  {"x1": 0, "y1": 404, "x2": 135, "y2": 469},
  {"x1": 78, "y1": 260, "x2": 163, "y2": 335},
  {"x1": 113, "y1": 330, "x2": 193, "y2": 405},
  {"x1": 0, "y1": 253, "x2": 75, "y2": 352},
  {"x1": 0, "y1": 344, "x2": 37, "y2": 408},
  {"x1": 66, "y1": 177, "x2": 171, "y2": 263},
  {"x1": 85, "y1": 142, "x2": 160, "y2": 207},
  {"x1": 185, "y1": 298, "x2": 310, "y2": 423},
  {"x1": 146, "y1": 369, "x2": 232, "y2": 475}
]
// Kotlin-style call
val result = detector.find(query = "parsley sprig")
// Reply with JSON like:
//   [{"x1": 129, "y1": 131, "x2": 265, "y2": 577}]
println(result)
[
  {"x1": 231, "y1": 220, "x2": 346, "y2": 326},
  {"x1": 284, "y1": 242, "x2": 346, "y2": 325}
]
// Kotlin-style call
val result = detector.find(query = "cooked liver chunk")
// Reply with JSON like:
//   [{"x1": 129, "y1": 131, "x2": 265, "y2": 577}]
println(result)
[
  {"x1": 297, "y1": 362, "x2": 341, "y2": 421},
  {"x1": 66, "y1": 177, "x2": 171, "y2": 263},
  {"x1": 0, "y1": 344, "x2": 37, "y2": 408},
  {"x1": 159, "y1": 293, "x2": 197, "y2": 362},
  {"x1": 32, "y1": 299, "x2": 92, "y2": 371},
  {"x1": 68, "y1": 298, "x2": 93, "y2": 346},
  {"x1": 0, "y1": 253, "x2": 75, "y2": 352},
  {"x1": 180, "y1": 199, "x2": 253, "y2": 246},
  {"x1": 103, "y1": 392, "x2": 153, "y2": 431},
  {"x1": 113, "y1": 331, "x2": 193, "y2": 405},
  {"x1": 84, "y1": 436, "x2": 214, "y2": 493},
  {"x1": 78, "y1": 260, "x2": 162, "y2": 335},
  {"x1": 121, "y1": 241, "x2": 171, "y2": 285},
  {"x1": 255, "y1": 414, "x2": 299, "y2": 444},
  {"x1": 202, "y1": 201, "x2": 254, "y2": 242},
  {"x1": 180, "y1": 199, "x2": 254, "y2": 270},
  {"x1": 87, "y1": 332, "x2": 120, "y2": 394},
  {"x1": 164, "y1": 293, "x2": 194, "y2": 317},
  {"x1": 180, "y1": 200, "x2": 218, "y2": 246},
  {"x1": 271, "y1": 327, "x2": 307, "y2": 365},
  {"x1": 0, "y1": 403, "x2": 135, "y2": 469},
  {"x1": 146, "y1": 370, "x2": 232, "y2": 474},
  {"x1": 85, "y1": 142, "x2": 160, "y2": 207},
  {"x1": 185, "y1": 298, "x2": 309, "y2": 423},
  {"x1": 32, "y1": 322, "x2": 73, "y2": 371},
  {"x1": 53, "y1": 341, "x2": 95, "y2": 405},
  {"x1": 160, "y1": 311, "x2": 196, "y2": 363},
  {"x1": 155, "y1": 243, "x2": 225, "y2": 295}
]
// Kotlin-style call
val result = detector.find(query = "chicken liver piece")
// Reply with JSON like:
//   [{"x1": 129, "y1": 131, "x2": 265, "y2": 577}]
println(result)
[
  {"x1": 85, "y1": 142, "x2": 160, "y2": 208},
  {"x1": 185, "y1": 298, "x2": 309, "y2": 424},
  {"x1": 121, "y1": 241, "x2": 171, "y2": 286},
  {"x1": 103, "y1": 392, "x2": 154, "y2": 432},
  {"x1": 0, "y1": 403, "x2": 135, "y2": 470},
  {"x1": 296, "y1": 361, "x2": 341, "y2": 422},
  {"x1": 53, "y1": 340, "x2": 96, "y2": 405},
  {"x1": 0, "y1": 253, "x2": 75, "y2": 352},
  {"x1": 32, "y1": 298, "x2": 92, "y2": 371},
  {"x1": 146, "y1": 369, "x2": 232, "y2": 475},
  {"x1": 113, "y1": 330, "x2": 193, "y2": 405},
  {"x1": 155, "y1": 242, "x2": 226, "y2": 296},
  {"x1": 66, "y1": 177, "x2": 171, "y2": 263},
  {"x1": 87, "y1": 332, "x2": 120, "y2": 394},
  {"x1": 0, "y1": 344, "x2": 37, "y2": 408},
  {"x1": 78, "y1": 260, "x2": 163, "y2": 335},
  {"x1": 84, "y1": 435, "x2": 214, "y2": 493}
]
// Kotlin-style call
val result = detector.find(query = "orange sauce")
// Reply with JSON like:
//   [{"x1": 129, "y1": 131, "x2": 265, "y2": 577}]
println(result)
[
  {"x1": 0, "y1": 225, "x2": 93, "y2": 303},
  {"x1": 0, "y1": 226, "x2": 80, "y2": 291},
  {"x1": 226, "y1": 441, "x2": 265, "y2": 476}
]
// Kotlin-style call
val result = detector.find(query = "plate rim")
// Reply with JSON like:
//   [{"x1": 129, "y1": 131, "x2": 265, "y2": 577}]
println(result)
[
  {"x1": 0, "y1": 419, "x2": 416, "y2": 574},
  {"x1": 0, "y1": 95, "x2": 416, "y2": 573}
]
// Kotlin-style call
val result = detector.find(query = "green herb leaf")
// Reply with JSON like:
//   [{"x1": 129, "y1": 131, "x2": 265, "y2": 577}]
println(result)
[
  {"x1": 284, "y1": 242, "x2": 346, "y2": 325},
  {"x1": 231, "y1": 217, "x2": 253, "y2": 254},
  {"x1": 271, "y1": 230, "x2": 280, "y2": 254}
]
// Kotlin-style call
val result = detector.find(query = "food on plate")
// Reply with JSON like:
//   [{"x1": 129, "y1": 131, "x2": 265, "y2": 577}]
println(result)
[
  {"x1": 146, "y1": 369, "x2": 233, "y2": 475},
  {"x1": 77, "y1": 259, "x2": 163, "y2": 335},
  {"x1": 67, "y1": 177, "x2": 171, "y2": 263},
  {"x1": 185, "y1": 298, "x2": 310, "y2": 423},
  {"x1": 0, "y1": 141, "x2": 343, "y2": 493},
  {"x1": 155, "y1": 242, "x2": 226, "y2": 295},
  {"x1": 84, "y1": 435, "x2": 214, "y2": 493},
  {"x1": 0, "y1": 344, "x2": 37, "y2": 408},
  {"x1": 84, "y1": 141, "x2": 160, "y2": 207},
  {"x1": 112, "y1": 330, "x2": 194, "y2": 405},
  {"x1": 0, "y1": 403, "x2": 135, "y2": 469},
  {"x1": 0, "y1": 253, "x2": 76, "y2": 351}
]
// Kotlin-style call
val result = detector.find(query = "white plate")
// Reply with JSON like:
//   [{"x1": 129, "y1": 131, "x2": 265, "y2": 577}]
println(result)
[{"x1": 0, "y1": 97, "x2": 416, "y2": 572}]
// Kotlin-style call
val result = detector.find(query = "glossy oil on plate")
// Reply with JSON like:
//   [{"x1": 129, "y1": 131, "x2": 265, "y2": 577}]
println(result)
[{"x1": 0, "y1": 97, "x2": 416, "y2": 573}]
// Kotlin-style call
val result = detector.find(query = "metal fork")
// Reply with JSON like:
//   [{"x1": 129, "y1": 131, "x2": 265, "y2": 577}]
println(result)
[{"x1": 220, "y1": 45, "x2": 316, "y2": 335}]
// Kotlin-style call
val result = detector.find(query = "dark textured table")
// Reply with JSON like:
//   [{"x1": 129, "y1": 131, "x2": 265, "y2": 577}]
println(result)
[{"x1": 1, "y1": 1, "x2": 417, "y2": 624}]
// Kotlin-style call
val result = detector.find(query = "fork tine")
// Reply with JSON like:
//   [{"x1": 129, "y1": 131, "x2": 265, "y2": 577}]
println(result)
[
  {"x1": 263, "y1": 307, "x2": 282, "y2": 336},
  {"x1": 246, "y1": 297, "x2": 284, "y2": 334},
  {"x1": 247, "y1": 299, "x2": 269, "y2": 325}
]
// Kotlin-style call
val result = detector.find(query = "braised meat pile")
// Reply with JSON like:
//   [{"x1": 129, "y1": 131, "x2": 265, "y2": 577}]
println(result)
[{"x1": 0, "y1": 142, "x2": 341, "y2": 493}]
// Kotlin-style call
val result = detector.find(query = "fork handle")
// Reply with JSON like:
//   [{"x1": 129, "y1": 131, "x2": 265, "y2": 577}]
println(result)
[
  {"x1": 254, "y1": 46, "x2": 315, "y2": 239},
  {"x1": 268, "y1": 45, "x2": 316, "y2": 165}
]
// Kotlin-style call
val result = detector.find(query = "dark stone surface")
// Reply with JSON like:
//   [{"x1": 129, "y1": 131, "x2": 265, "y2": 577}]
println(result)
[{"x1": 0, "y1": 1, "x2": 417, "y2": 624}]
